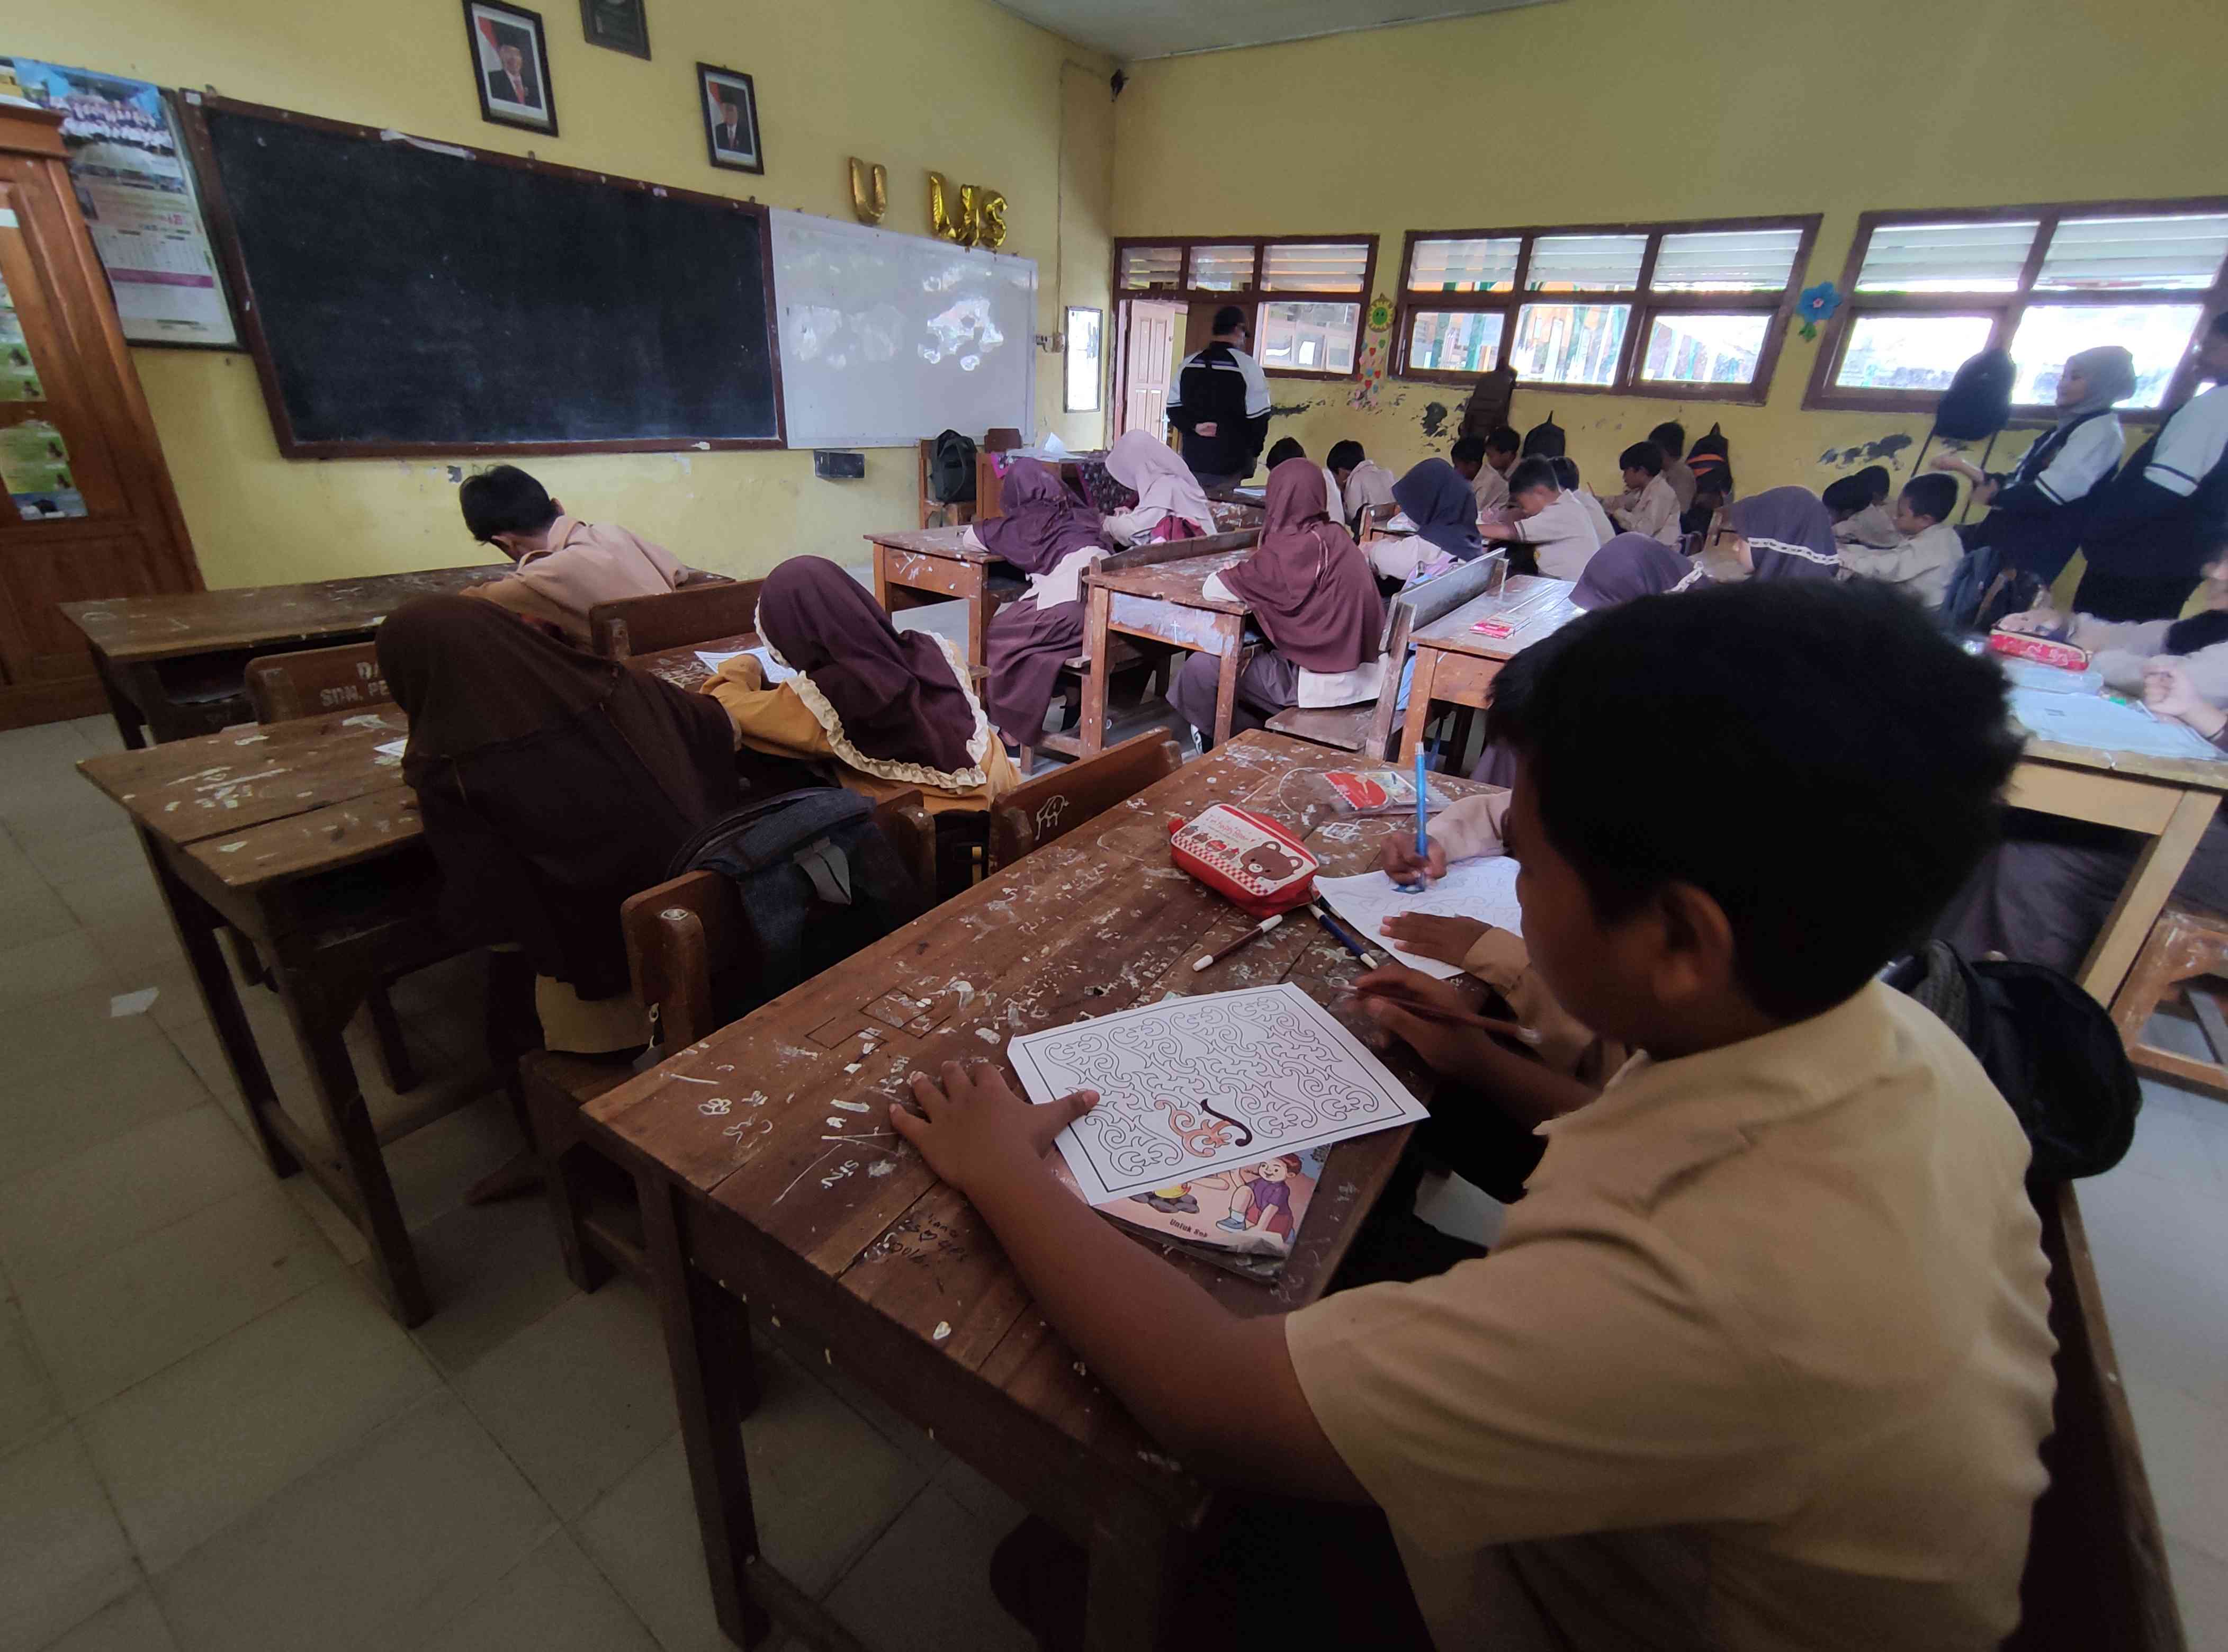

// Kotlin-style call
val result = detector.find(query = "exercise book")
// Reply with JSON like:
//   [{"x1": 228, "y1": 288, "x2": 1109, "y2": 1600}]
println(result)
[{"x1": 1314, "y1": 856, "x2": 1525, "y2": 981}]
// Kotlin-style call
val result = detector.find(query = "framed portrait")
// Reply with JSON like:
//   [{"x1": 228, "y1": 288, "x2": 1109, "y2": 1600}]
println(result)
[
  {"x1": 465, "y1": 1, "x2": 558, "y2": 135},
  {"x1": 697, "y1": 64, "x2": 763, "y2": 176},
  {"x1": 579, "y1": 0, "x2": 649, "y2": 59},
  {"x1": 1064, "y1": 307, "x2": 1103, "y2": 412}
]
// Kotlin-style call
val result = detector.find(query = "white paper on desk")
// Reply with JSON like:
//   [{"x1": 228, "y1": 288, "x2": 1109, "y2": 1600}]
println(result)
[
  {"x1": 373, "y1": 739, "x2": 407, "y2": 758},
  {"x1": 2009, "y1": 687, "x2": 2222, "y2": 761},
  {"x1": 1007, "y1": 982, "x2": 1428, "y2": 1204},
  {"x1": 1998, "y1": 657, "x2": 2100, "y2": 695},
  {"x1": 696, "y1": 647, "x2": 796, "y2": 685},
  {"x1": 1314, "y1": 856, "x2": 1525, "y2": 981}
]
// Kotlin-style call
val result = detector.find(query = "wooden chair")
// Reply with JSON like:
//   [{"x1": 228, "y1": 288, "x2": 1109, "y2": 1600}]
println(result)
[
  {"x1": 2007, "y1": 1179, "x2": 2186, "y2": 1651},
  {"x1": 588, "y1": 578, "x2": 761, "y2": 659},
  {"x1": 520, "y1": 790, "x2": 936, "y2": 1291},
  {"x1": 243, "y1": 640, "x2": 390, "y2": 722},
  {"x1": 1356, "y1": 502, "x2": 1398, "y2": 543},
  {"x1": 1265, "y1": 554, "x2": 1507, "y2": 761},
  {"x1": 987, "y1": 730, "x2": 1184, "y2": 874},
  {"x1": 2109, "y1": 901, "x2": 2228, "y2": 1099}
]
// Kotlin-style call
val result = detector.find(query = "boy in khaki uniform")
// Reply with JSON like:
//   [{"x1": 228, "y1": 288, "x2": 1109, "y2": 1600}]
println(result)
[{"x1": 888, "y1": 580, "x2": 2056, "y2": 1651}]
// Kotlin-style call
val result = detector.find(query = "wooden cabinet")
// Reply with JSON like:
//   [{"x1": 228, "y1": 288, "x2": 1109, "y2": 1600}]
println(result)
[{"x1": 0, "y1": 104, "x2": 199, "y2": 730}]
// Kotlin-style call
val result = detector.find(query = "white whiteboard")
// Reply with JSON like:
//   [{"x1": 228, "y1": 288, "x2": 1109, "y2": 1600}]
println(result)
[{"x1": 768, "y1": 210, "x2": 1038, "y2": 450}]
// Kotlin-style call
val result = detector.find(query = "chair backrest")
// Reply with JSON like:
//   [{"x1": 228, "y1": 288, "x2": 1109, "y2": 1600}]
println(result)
[
  {"x1": 986, "y1": 730, "x2": 1184, "y2": 873},
  {"x1": 589, "y1": 578, "x2": 762, "y2": 659},
  {"x1": 620, "y1": 789, "x2": 936, "y2": 1048},
  {"x1": 1357, "y1": 503, "x2": 1398, "y2": 543},
  {"x1": 2007, "y1": 1180, "x2": 2186, "y2": 1652},
  {"x1": 1098, "y1": 526, "x2": 1260, "y2": 577},
  {"x1": 1403, "y1": 551, "x2": 1508, "y2": 632},
  {"x1": 244, "y1": 641, "x2": 391, "y2": 724},
  {"x1": 1339, "y1": 554, "x2": 1507, "y2": 761}
]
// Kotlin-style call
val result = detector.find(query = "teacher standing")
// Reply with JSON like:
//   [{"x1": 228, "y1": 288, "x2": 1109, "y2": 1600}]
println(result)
[{"x1": 1166, "y1": 306, "x2": 1271, "y2": 491}]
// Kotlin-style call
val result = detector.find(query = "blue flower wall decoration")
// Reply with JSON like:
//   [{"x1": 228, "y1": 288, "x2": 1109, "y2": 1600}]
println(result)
[{"x1": 1797, "y1": 281, "x2": 1843, "y2": 341}]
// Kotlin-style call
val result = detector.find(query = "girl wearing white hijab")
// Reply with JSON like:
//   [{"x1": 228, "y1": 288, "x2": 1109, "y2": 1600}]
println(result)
[
  {"x1": 1930, "y1": 344, "x2": 2136, "y2": 582},
  {"x1": 1100, "y1": 430, "x2": 1216, "y2": 547}
]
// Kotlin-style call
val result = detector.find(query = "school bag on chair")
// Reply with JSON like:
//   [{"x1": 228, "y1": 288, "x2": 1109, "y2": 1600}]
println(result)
[
  {"x1": 663, "y1": 787, "x2": 927, "y2": 1026},
  {"x1": 1520, "y1": 412, "x2": 1566, "y2": 460},
  {"x1": 1882, "y1": 941, "x2": 2138, "y2": 1179},
  {"x1": 930, "y1": 429, "x2": 978, "y2": 504},
  {"x1": 1939, "y1": 543, "x2": 2044, "y2": 634}
]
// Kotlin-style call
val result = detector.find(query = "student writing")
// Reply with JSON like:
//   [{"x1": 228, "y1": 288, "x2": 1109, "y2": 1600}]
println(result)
[
  {"x1": 1836, "y1": 471, "x2": 1963, "y2": 610},
  {"x1": 1603, "y1": 440, "x2": 1682, "y2": 545},
  {"x1": 1328, "y1": 438, "x2": 1398, "y2": 532},
  {"x1": 1370, "y1": 457, "x2": 1480, "y2": 581},
  {"x1": 1550, "y1": 456, "x2": 1615, "y2": 550},
  {"x1": 1098, "y1": 429, "x2": 1215, "y2": 546},
  {"x1": 455, "y1": 464, "x2": 705, "y2": 644},
  {"x1": 1498, "y1": 455, "x2": 1601, "y2": 581},
  {"x1": 884, "y1": 579, "x2": 2054, "y2": 1652}
]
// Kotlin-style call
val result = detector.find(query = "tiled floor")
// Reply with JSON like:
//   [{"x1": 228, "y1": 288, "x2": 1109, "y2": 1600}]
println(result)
[{"x1": 5, "y1": 707, "x2": 2228, "y2": 1650}]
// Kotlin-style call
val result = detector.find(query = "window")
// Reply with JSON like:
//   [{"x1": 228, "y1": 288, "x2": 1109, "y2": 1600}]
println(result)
[
  {"x1": 1808, "y1": 201, "x2": 2228, "y2": 414},
  {"x1": 1063, "y1": 306, "x2": 1102, "y2": 413},
  {"x1": 1111, "y1": 235, "x2": 1379, "y2": 379},
  {"x1": 1397, "y1": 216, "x2": 1818, "y2": 400}
]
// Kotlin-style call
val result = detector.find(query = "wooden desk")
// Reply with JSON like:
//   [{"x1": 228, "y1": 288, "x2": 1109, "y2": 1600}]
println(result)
[
  {"x1": 583, "y1": 733, "x2": 1480, "y2": 1651},
  {"x1": 1081, "y1": 545, "x2": 1257, "y2": 758},
  {"x1": 61, "y1": 564, "x2": 507, "y2": 748},
  {"x1": 864, "y1": 527, "x2": 1021, "y2": 671},
  {"x1": 1398, "y1": 575, "x2": 1582, "y2": 763},
  {"x1": 2006, "y1": 737, "x2": 2228, "y2": 1004}
]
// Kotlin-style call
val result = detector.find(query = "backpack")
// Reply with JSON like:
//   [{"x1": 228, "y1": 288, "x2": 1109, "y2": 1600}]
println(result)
[
  {"x1": 929, "y1": 429, "x2": 978, "y2": 504},
  {"x1": 1520, "y1": 413, "x2": 1565, "y2": 459},
  {"x1": 1883, "y1": 941, "x2": 2138, "y2": 1180},
  {"x1": 1934, "y1": 349, "x2": 2017, "y2": 443},
  {"x1": 663, "y1": 787, "x2": 926, "y2": 1026},
  {"x1": 1458, "y1": 367, "x2": 1517, "y2": 442},
  {"x1": 1939, "y1": 541, "x2": 2043, "y2": 633}
]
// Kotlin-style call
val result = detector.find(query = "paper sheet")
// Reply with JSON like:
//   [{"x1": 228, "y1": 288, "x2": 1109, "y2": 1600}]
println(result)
[
  {"x1": 373, "y1": 739, "x2": 407, "y2": 758},
  {"x1": 1997, "y1": 658, "x2": 2100, "y2": 695},
  {"x1": 2009, "y1": 687, "x2": 2221, "y2": 761},
  {"x1": 696, "y1": 646, "x2": 796, "y2": 684},
  {"x1": 1008, "y1": 983, "x2": 1429, "y2": 1203},
  {"x1": 1314, "y1": 856, "x2": 1525, "y2": 981}
]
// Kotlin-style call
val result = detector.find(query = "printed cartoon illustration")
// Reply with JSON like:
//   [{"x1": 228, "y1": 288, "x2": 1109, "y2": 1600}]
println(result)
[{"x1": 1218, "y1": 1155, "x2": 1304, "y2": 1239}]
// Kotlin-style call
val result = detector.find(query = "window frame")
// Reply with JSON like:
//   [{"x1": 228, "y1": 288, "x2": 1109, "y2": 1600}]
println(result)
[
  {"x1": 1394, "y1": 214, "x2": 1821, "y2": 403},
  {"x1": 1109, "y1": 233, "x2": 1380, "y2": 382},
  {"x1": 1804, "y1": 196, "x2": 2228, "y2": 419}
]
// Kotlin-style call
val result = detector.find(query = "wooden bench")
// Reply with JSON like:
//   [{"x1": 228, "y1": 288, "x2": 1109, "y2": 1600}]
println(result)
[
  {"x1": 521, "y1": 790, "x2": 937, "y2": 1292},
  {"x1": 2108, "y1": 901, "x2": 2228, "y2": 1099},
  {"x1": 589, "y1": 579, "x2": 761, "y2": 660},
  {"x1": 987, "y1": 729, "x2": 1185, "y2": 874},
  {"x1": 243, "y1": 640, "x2": 391, "y2": 723}
]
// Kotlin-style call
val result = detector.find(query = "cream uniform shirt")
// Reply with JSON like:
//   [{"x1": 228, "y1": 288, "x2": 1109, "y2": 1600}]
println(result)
[{"x1": 1287, "y1": 982, "x2": 2055, "y2": 1652}]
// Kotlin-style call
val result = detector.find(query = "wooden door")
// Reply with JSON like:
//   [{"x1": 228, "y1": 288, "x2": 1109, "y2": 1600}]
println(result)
[
  {"x1": 0, "y1": 107, "x2": 200, "y2": 730},
  {"x1": 1118, "y1": 299, "x2": 1183, "y2": 440}
]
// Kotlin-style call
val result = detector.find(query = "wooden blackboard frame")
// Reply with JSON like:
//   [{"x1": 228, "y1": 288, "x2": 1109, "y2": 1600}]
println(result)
[{"x1": 173, "y1": 90, "x2": 787, "y2": 459}]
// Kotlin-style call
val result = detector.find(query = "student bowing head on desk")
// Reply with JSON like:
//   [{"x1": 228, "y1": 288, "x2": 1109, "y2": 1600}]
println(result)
[
  {"x1": 380, "y1": 595, "x2": 741, "y2": 1057},
  {"x1": 887, "y1": 576, "x2": 2055, "y2": 1652},
  {"x1": 453, "y1": 463, "x2": 701, "y2": 645},
  {"x1": 1100, "y1": 428, "x2": 1215, "y2": 546},
  {"x1": 970, "y1": 456, "x2": 1111, "y2": 753},
  {"x1": 702, "y1": 556, "x2": 1019, "y2": 812},
  {"x1": 1369, "y1": 457, "x2": 1480, "y2": 582},
  {"x1": 1709, "y1": 485, "x2": 1841, "y2": 580}
]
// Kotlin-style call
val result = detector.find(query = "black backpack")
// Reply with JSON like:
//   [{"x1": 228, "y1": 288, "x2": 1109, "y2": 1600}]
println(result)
[
  {"x1": 1934, "y1": 349, "x2": 2017, "y2": 443},
  {"x1": 1883, "y1": 941, "x2": 2138, "y2": 1180},
  {"x1": 663, "y1": 787, "x2": 926, "y2": 1026},
  {"x1": 1520, "y1": 413, "x2": 1565, "y2": 459},
  {"x1": 1939, "y1": 541, "x2": 2043, "y2": 633},
  {"x1": 929, "y1": 429, "x2": 978, "y2": 504}
]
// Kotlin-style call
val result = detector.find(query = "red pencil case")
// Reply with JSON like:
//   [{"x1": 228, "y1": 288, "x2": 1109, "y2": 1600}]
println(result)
[
  {"x1": 1168, "y1": 804, "x2": 1319, "y2": 918},
  {"x1": 1988, "y1": 630, "x2": 2090, "y2": 672}
]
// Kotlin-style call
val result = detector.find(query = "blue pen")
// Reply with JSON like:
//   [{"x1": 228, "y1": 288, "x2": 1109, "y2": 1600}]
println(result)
[
  {"x1": 1398, "y1": 744, "x2": 1430, "y2": 891},
  {"x1": 1310, "y1": 902, "x2": 1383, "y2": 968}
]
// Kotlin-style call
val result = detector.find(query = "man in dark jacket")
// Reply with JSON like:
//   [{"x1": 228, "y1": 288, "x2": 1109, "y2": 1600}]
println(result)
[{"x1": 1167, "y1": 306, "x2": 1271, "y2": 489}]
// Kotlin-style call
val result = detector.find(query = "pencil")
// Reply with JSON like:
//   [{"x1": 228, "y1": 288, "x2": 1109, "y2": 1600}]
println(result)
[
  {"x1": 1352, "y1": 985, "x2": 1543, "y2": 1045},
  {"x1": 1398, "y1": 745, "x2": 1429, "y2": 892}
]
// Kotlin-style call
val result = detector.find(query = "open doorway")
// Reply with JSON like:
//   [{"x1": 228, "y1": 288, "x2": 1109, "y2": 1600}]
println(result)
[{"x1": 1111, "y1": 298, "x2": 1188, "y2": 440}]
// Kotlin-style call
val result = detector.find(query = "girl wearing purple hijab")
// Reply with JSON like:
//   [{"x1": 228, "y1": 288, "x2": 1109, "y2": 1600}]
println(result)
[
  {"x1": 1712, "y1": 487, "x2": 1841, "y2": 580},
  {"x1": 974, "y1": 458, "x2": 1113, "y2": 749},
  {"x1": 1570, "y1": 533, "x2": 1705, "y2": 611},
  {"x1": 1174, "y1": 459, "x2": 1385, "y2": 749},
  {"x1": 1370, "y1": 457, "x2": 1484, "y2": 581}
]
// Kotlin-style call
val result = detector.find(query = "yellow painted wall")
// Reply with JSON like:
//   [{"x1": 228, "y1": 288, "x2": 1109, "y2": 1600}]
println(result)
[
  {"x1": 1111, "y1": 0, "x2": 2228, "y2": 506},
  {"x1": 17, "y1": 0, "x2": 1112, "y2": 587}
]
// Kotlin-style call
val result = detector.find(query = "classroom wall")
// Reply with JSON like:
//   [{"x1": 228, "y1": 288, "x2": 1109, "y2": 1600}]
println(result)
[
  {"x1": 19, "y1": 0, "x2": 1112, "y2": 587},
  {"x1": 1110, "y1": 0, "x2": 2228, "y2": 504}
]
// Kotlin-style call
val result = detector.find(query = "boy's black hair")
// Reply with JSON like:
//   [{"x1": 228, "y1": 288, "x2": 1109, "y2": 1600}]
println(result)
[
  {"x1": 1450, "y1": 435, "x2": 1488, "y2": 465},
  {"x1": 1486, "y1": 580, "x2": 2019, "y2": 1021},
  {"x1": 1619, "y1": 441, "x2": 1665, "y2": 476},
  {"x1": 1485, "y1": 425, "x2": 1522, "y2": 457},
  {"x1": 1900, "y1": 473, "x2": 1959, "y2": 523},
  {"x1": 2213, "y1": 311, "x2": 2228, "y2": 336},
  {"x1": 458, "y1": 464, "x2": 560, "y2": 542},
  {"x1": 1648, "y1": 421, "x2": 1687, "y2": 457},
  {"x1": 1265, "y1": 436, "x2": 1308, "y2": 469},
  {"x1": 1506, "y1": 455, "x2": 1560, "y2": 497},
  {"x1": 1853, "y1": 464, "x2": 1892, "y2": 502},
  {"x1": 1821, "y1": 474, "x2": 1872, "y2": 519},
  {"x1": 1212, "y1": 304, "x2": 1248, "y2": 336},
  {"x1": 1549, "y1": 456, "x2": 1581, "y2": 490},
  {"x1": 1325, "y1": 439, "x2": 1366, "y2": 472}
]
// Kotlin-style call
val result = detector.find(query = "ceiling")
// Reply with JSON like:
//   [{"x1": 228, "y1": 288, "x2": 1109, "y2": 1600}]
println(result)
[{"x1": 994, "y1": 0, "x2": 1555, "y2": 62}]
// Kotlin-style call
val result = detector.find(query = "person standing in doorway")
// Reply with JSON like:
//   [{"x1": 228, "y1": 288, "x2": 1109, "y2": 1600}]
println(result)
[{"x1": 1167, "y1": 306, "x2": 1271, "y2": 491}]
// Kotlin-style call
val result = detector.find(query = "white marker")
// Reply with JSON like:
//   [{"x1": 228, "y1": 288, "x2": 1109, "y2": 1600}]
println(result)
[{"x1": 1192, "y1": 913, "x2": 1283, "y2": 972}]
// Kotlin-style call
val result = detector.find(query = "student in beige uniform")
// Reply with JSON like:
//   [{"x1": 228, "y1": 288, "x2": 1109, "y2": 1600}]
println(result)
[
  {"x1": 883, "y1": 579, "x2": 2054, "y2": 1652},
  {"x1": 456, "y1": 464, "x2": 705, "y2": 644},
  {"x1": 1499, "y1": 455, "x2": 1601, "y2": 581},
  {"x1": 1451, "y1": 426, "x2": 1521, "y2": 514},
  {"x1": 1650, "y1": 420, "x2": 1697, "y2": 514},
  {"x1": 1837, "y1": 472, "x2": 1963, "y2": 611},
  {"x1": 1604, "y1": 440, "x2": 1683, "y2": 545}
]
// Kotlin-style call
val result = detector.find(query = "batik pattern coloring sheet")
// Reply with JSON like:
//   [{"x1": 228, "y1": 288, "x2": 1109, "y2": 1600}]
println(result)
[{"x1": 1007, "y1": 982, "x2": 1429, "y2": 1202}]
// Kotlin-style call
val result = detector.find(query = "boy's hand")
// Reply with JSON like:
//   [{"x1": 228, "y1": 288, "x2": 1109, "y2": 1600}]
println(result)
[
  {"x1": 1995, "y1": 606, "x2": 2062, "y2": 636},
  {"x1": 2144, "y1": 659, "x2": 2228, "y2": 738},
  {"x1": 889, "y1": 1062, "x2": 1098, "y2": 1197},
  {"x1": 1352, "y1": 963, "x2": 1503, "y2": 1077},
  {"x1": 1379, "y1": 912, "x2": 1489, "y2": 965},
  {"x1": 1196, "y1": 421, "x2": 1219, "y2": 438},
  {"x1": 1376, "y1": 835, "x2": 1448, "y2": 885}
]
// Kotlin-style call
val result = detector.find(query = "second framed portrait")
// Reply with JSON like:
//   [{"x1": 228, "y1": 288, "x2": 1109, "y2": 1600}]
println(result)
[{"x1": 697, "y1": 64, "x2": 763, "y2": 175}]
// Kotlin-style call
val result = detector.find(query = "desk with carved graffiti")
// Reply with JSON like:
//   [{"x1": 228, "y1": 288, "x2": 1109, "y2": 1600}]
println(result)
[{"x1": 581, "y1": 732, "x2": 1490, "y2": 1650}]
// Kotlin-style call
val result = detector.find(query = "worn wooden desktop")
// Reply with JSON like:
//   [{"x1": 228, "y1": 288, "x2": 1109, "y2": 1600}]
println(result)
[
  {"x1": 1398, "y1": 574, "x2": 1582, "y2": 762},
  {"x1": 1079, "y1": 544, "x2": 1261, "y2": 759},
  {"x1": 60, "y1": 564, "x2": 507, "y2": 747},
  {"x1": 582, "y1": 732, "x2": 1474, "y2": 1651},
  {"x1": 863, "y1": 527, "x2": 1020, "y2": 671}
]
